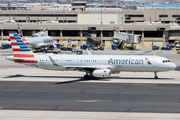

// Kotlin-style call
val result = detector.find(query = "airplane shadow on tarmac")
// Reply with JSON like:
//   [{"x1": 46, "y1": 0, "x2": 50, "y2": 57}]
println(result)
[
  {"x1": 174, "y1": 66, "x2": 180, "y2": 71},
  {"x1": 3, "y1": 74, "x2": 174, "y2": 84}
]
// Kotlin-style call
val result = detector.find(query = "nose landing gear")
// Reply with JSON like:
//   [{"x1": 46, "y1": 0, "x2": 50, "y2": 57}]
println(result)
[{"x1": 154, "y1": 72, "x2": 158, "y2": 79}]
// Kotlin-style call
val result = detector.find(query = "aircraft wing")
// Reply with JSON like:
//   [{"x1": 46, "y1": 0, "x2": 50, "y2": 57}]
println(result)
[{"x1": 62, "y1": 65, "x2": 116, "y2": 71}]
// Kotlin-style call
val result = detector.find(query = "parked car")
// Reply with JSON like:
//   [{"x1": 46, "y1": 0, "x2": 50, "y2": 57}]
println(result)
[
  {"x1": 1, "y1": 44, "x2": 11, "y2": 49},
  {"x1": 76, "y1": 50, "x2": 83, "y2": 55},
  {"x1": 111, "y1": 44, "x2": 118, "y2": 50},
  {"x1": 152, "y1": 45, "x2": 159, "y2": 50},
  {"x1": 81, "y1": 45, "x2": 90, "y2": 50},
  {"x1": 92, "y1": 46, "x2": 98, "y2": 50},
  {"x1": 98, "y1": 46, "x2": 104, "y2": 50},
  {"x1": 161, "y1": 44, "x2": 172, "y2": 50},
  {"x1": 169, "y1": 43, "x2": 175, "y2": 48}
]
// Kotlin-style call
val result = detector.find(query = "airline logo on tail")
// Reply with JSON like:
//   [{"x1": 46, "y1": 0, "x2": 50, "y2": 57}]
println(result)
[{"x1": 8, "y1": 31, "x2": 37, "y2": 63}]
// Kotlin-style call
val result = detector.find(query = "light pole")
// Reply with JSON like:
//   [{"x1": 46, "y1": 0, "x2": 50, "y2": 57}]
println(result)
[
  {"x1": 8, "y1": 2, "x2": 10, "y2": 22},
  {"x1": 176, "y1": 4, "x2": 178, "y2": 23},
  {"x1": 163, "y1": 4, "x2": 164, "y2": 25},
  {"x1": 9, "y1": 6, "x2": 10, "y2": 22},
  {"x1": 63, "y1": 2, "x2": 64, "y2": 23},
  {"x1": 41, "y1": 0, "x2": 42, "y2": 24},
  {"x1": 101, "y1": 0, "x2": 102, "y2": 26}
]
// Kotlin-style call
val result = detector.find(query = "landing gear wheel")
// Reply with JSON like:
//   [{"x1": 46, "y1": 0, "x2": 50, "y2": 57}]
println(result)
[
  {"x1": 84, "y1": 75, "x2": 90, "y2": 80},
  {"x1": 154, "y1": 72, "x2": 158, "y2": 79}
]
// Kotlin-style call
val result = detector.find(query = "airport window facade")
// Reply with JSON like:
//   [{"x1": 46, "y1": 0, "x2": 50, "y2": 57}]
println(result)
[
  {"x1": 169, "y1": 30, "x2": 180, "y2": 36},
  {"x1": 172, "y1": 15, "x2": 180, "y2": 17},
  {"x1": 144, "y1": 31, "x2": 163, "y2": 38},
  {"x1": 34, "y1": 30, "x2": 40, "y2": 33},
  {"x1": 125, "y1": 15, "x2": 144, "y2": 17},
  {"x1": 16, "y1": 20, "x2": 26, "y2": 22},
  {"x1": 96, "y1": 31, "x2": 101, "y2": 37},
  {"x1": 3, "y1": 30, "x2": 18, "y2": 36},
  {"x1": 68, "y1": 20, "x2": 76, "y2": 23},
  {"x1": 159, "y1": 15, "x2": 168, "y2": 17},
  {"x1": 163, "y1": 21, "x2": 171, "y2": 23},
  {"x1": 48, "y1": 30, "x2": 60, "y2": 36},
  {"x1": 82, "y1": 30, "x2": 89, "y2": 37},
  {"x1": 23, "y1": 30, "x2": 32, "y2": 36},
  {"x1": 103, "y1": 31, "x2": 113, "y2": 37},
  {"x1": 125, "y1": 21, "x2": 135, "y2": 23},
  {"x1": 62, "y1": 30, "x2": 80, "y2": 37},
  {"x1": 125, "y1": 15, "x2": 144, "y2": 21},
  {"x1": 0, "y1": 14, "x2": 77, "y2": 17},
  {"x1": 134, "y1": 31, "x2": 142, "y2": 35}
]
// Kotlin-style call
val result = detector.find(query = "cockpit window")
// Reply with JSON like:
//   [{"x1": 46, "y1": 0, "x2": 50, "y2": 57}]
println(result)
[{"x1": 163, "y1": 60, "x2": 171, "y2": 63}]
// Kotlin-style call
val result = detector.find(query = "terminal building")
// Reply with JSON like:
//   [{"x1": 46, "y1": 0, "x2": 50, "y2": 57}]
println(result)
[{"x1": 0, "y1": 2, "x2": 180, "y2": 47}]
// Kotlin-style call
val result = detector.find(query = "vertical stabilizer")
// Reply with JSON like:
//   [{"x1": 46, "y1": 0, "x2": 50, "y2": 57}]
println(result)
[{"x1": 8, "y1": 31, "x2": 37, "y2": 63}]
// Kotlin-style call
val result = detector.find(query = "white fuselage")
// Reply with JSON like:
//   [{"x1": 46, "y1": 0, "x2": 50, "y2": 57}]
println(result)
[
  {"x1": 25, "y1": 36, "x2": 53, "y2": 48},
  {"x1": 22, "y1": 54, "x2": 176, "y2": 72}
]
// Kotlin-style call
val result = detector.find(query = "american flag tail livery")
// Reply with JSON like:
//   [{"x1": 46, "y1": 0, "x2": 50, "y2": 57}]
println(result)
[
  {"x1": 8, "y1": 31, "x2": 37, "y2": 64},
  {"x1": 17, "y1": 23, "x2": 23, "y2": 37}
]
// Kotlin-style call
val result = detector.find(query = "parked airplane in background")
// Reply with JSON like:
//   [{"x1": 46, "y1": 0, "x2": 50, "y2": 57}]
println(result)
[
  {"x1": 0, "y1": 20, "x2": 16, "y2": 24},
  {"x1": 6, "y1": 31, "x2": 176, "y2": 80},
  {"x1": 16, "y1": 23, "x2": 57, "y2": 51}
]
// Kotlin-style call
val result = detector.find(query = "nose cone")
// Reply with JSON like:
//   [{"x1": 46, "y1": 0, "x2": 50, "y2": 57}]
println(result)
[{"x1": 170, "y1": 63, "x2": 176, "y2": 70}]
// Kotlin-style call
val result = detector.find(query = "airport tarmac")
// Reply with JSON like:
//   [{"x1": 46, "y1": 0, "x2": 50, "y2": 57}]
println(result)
[{"x1": 0, "y1": 48, "x2": 180, "y2": 119}]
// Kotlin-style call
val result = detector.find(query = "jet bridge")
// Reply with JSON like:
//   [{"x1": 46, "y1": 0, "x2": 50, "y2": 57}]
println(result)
[{"x1": 113, "y1": 31, "x2": 141, "y2": 49}]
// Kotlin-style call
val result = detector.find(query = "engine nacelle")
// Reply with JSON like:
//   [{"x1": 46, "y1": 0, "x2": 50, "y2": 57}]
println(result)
[{"x1": 92, "y1": 69, "x2": 111, "y2": 78}]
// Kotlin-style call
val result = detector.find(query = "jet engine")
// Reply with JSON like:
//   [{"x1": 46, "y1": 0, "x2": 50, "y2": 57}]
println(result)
[{"x1": 92, "y1": 69, "x2": 111, "y2": 77}]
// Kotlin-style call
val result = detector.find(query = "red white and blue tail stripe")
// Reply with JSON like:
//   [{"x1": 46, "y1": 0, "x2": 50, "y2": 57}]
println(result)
[{"x1": 8, "y1": 31, "x2": 37, "y2": 63}]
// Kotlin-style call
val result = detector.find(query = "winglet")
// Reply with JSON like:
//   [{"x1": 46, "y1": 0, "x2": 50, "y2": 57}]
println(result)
[{"x1": 86, "y1": 48, "x2": 92, "y2": 55}]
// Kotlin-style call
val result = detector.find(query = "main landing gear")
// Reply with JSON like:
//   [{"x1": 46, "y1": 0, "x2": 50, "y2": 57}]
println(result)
[
  {"x1": 84, "y1": 74, "x2": 90, "y2": 80},
  {"x1": 154, "y1": 72, "x2": 158, "y2": 79},
  {"x1": 84, "y1": 72, "x2": 90, "y2": 80}
]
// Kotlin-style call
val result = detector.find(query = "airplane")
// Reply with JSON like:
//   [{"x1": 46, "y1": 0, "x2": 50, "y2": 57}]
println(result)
[
  {"x1": 0, "y1": 20, "x2": 16, "y2": 24},
  {"x1": 16, "y1": 23, "x2": 57, "y2": 51},
  {"x1": 6, "y1": 31, "x2": 176, "y2": 80}
]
